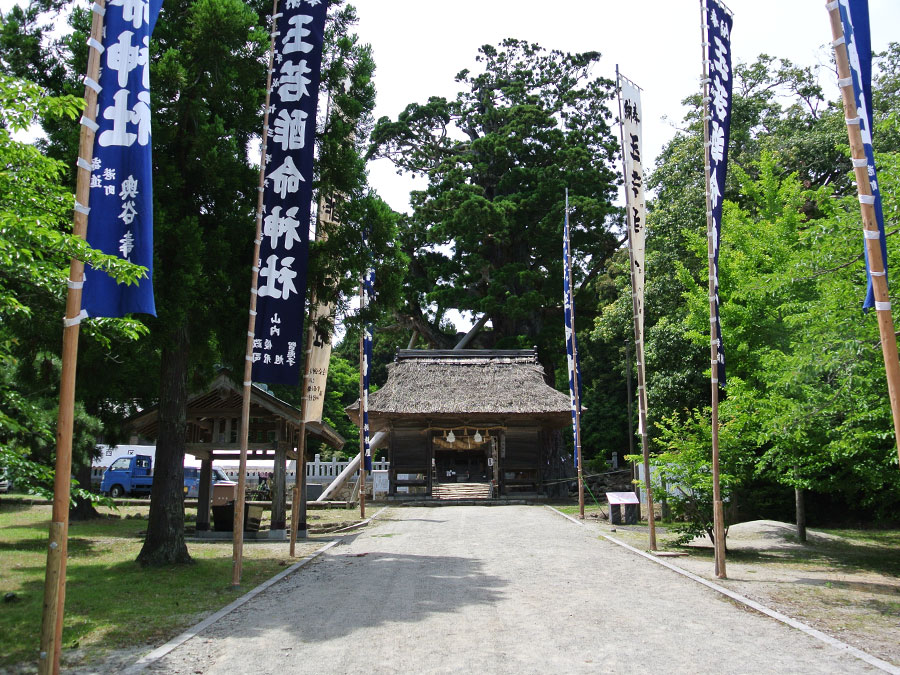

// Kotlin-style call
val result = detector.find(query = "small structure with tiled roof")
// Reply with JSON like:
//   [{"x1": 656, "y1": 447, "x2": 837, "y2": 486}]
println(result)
[{"x1": 127, "y1": 371, "x2": 344, "y2": 532}]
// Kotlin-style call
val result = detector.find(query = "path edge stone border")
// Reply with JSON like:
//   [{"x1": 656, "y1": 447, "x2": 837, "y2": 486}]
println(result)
[
  {"x1": 122, "y1": 507, "x2": 390, "y2": 674},
  {"x1": 121, "y1": 539, "x2": 339, "y2": 674},
  {"x1": 544, "y1": 504, "x2": 900, "y2": 675}
]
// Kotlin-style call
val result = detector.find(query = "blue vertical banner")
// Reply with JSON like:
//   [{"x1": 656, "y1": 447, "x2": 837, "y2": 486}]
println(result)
[
  {"x1": 252, "y1": 0, "x2": 328, "y2": 385},
  {"x1": 362, "y1": 267, "x2": 375, "y2": 472},
  {"x1": 562, "y1": 199, "x2": 582, "y2": 465},
  {"x1": 704, "y1": 0, "x2": 733, "y2": 386},
  {"x1": 838, "y1": 0, "x2": 888, "y2": 309},
  {"x1": 81, "y1": 0, "x2": 164, "y2": 317}
]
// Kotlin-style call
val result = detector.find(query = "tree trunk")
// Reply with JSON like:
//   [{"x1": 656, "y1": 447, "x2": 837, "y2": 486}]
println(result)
[
  {"x1": 795, "y1": 485, "x2": 807, "y2": 543},
  {"x1": 660, "y1": 476, "x2": 670, "y2": 521},
  {"x1": 69, "y1": 461, "x2": 100, "y2": 521},
  {"x1": 271, "y1": 446, "x2": 286, "y2": 530},
  {"x1": 137, "y1": 321, "x2": 192, "y2": 566}
]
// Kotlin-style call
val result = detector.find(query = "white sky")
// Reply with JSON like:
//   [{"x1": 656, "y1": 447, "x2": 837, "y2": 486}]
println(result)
[
  {"x1": 2, "y1": 0, "x2": 897, "y2": 333},
  {"x1": 351, "y1": 0, "x2": 900, "y2": 214}
]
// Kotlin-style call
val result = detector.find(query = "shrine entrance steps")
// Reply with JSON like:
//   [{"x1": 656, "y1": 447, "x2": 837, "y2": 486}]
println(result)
[{"x1": 431, "y1": 482, "x2": 493, "y2": 501}]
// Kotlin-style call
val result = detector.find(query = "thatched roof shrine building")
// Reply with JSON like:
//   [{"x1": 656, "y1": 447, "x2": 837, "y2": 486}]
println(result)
[{"x1": 349, "y1": 349, "x2": 573, "y2": 498}]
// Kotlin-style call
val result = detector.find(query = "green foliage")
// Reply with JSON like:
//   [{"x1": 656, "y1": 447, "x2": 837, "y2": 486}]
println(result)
[
  {"x1": 316, "y1": 353, "x2": 360, "y2": 459},
  {"x1": 637, "y1": 407, "x2": 747, "y2": 546},
  {"x1": 370, "y1": 39, "x2": 620, "y2": 369},
  {"x1": 0, "y1": 72, "x2": 150, "y2": 495},
  {"x1": 0, "y1": 503, "x2": 330, "y2": 666},
  {"x1": 604, "y1": 46, "x2": 900, "y2": 526},
  {"x1": 651, "y1": 141, "x2": 900, "y2": 522}
]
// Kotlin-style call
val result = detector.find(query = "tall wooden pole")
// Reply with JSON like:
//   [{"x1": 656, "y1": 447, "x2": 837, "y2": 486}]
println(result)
[
  {"x1": 290, "y1": 286, "x2": 323, "y2": 556},
  {"x1": 38, "y1": 4, "x2": 106, "y2": 672},
  {"x1": 616, "y1": 67, "x2": 656, "y2": 549},
  {"x1": 564, "y1": 191, "x2": 585, "y2": 519},
  {"x1": 289, "y1": 338, "x2": 312, "y2": 557},
  {"x1": 290, "y1": 87, "x2": 336, "y2": 553},
  {"x1": 827, "y1": 0, "x2": 900, "y2": 469},
  {"x1": 358, "y1": 284, "x2": 367, "y2": 519},
  {"x1": 233, "y1": 0, "x2": 279, "y2": 586},
  {"x1": 701, "y1": 0, "x2": 727, "y2": 578},
  {"x1": 290, "y1": 420, "x2": 308, "y2": 555},
  {"x1": 625, "y1": 337, "x2": 636, "y2": 488}
]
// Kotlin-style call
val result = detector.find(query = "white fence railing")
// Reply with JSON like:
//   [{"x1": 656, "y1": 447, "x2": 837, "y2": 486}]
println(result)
[
  {"x1": 92, "y1": 454, "x2": 389, "y2": 488},
  {"x1": 221, "y1": 454, "x2": 389, "y2": 486}
]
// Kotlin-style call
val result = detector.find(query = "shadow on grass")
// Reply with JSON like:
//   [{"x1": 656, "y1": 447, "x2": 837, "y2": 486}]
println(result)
[
  {"x1": 0, "y1": 537, "x2": 106, "y2": 556},
  {"x1": 3, "y1": 548, "x2": 288, "y2": 667},
  {"x1": 678, "y1": 535, "x2": 900, "y2": 579},
  {"x1": 793, "y1": 578, "x2": 900, "y2": 598},
  {"x1": 0, "y1": 502, "x2": 43, "y2": 516}
]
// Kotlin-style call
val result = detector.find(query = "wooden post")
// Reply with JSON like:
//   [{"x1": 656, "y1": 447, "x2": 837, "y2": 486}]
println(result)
[
  {"x1": 426, "y1": 430, "x2": 434, "y2": 497},
  {"x1": 196, "y1": 455, "x2": 212, "y2": 531},
  {"x1": 499, "y1": 429, "x2": 506, "y2": 496},
  {"x1": 38, "y1": 4, "x2": 106, "y2": 672},
  {"x1": 564, "y1": 192, "x2": 585, "y2": 520},
  {"x1": 289, "y1": 179, "x2": 336, "y2": 553},
  {"x1": 358, "y1": 284, "x2": 366, "y2": 519},
  {"x1": 233, "y1": 0, "x2": 279, "y2": 586},
  {"x1": 700, "y1": 0, "x2": 727, "y2": 578},
  {"x1": 492, "y1": 435, "x2": 500, "y2": 496},
  {"x1": 625, "y1": 338, "x2": 635, "y2": 462},
  {"x1": 271, "y1": 440, "x2": 286, "y2": 531},
  {"x1": 290, "y1": 421, "x2": 308, "y2": 556},
  {"x1": 827, "y1": 0, "x2": 900, "y2": 470},
  {"x1": 388, "y1": 426, "x2": 396, "y2": 497},
  {"x1": 616, "y1": 68, "x2": 656, "y2": 549},
  {"x1": 794, "y1": 469, "x2": 807, "y2": 545}
]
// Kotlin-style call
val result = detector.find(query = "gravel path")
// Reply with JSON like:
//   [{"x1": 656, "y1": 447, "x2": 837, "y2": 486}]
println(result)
[{"x1": 146, "y1": 505, "x2": 878, "y2": 674}]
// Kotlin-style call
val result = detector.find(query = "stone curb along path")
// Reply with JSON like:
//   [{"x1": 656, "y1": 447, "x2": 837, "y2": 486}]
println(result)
[
  {"x1": 544, "y1": 505, "x2": 900, "y2": 675},
  {"x1": 122, "y1": 506, "x2": 389, "y2": 674}
]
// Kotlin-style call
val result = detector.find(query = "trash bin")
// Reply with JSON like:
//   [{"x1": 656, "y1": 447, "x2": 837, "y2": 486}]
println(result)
[{"x1": 211, "y1": 502, "x2": 264, "y2": 532}]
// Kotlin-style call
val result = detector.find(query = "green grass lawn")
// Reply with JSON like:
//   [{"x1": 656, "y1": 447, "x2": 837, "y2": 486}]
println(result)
[
  {"x1": 0, "y1": 502, "x2": 353, "y2": 667},
  {"x1": 553, "y1": 503, "x2": 608, "y2": 518}
]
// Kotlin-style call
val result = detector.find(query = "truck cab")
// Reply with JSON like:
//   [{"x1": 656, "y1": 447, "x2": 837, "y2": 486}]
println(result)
[
  {"x1": 102, "y1": 454, "x2": 236, "y2": 501},
  {"x1": 101, "y1": 454, "x2": 154, "y2": 498}
]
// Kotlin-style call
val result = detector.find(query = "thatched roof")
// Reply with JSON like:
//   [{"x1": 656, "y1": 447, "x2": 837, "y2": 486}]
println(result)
[{"x1": 349, "y1": 349, "x2": 571, "y2": 419}]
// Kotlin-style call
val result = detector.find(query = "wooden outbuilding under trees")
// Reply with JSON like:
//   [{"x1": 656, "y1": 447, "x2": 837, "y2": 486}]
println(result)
[{"x1": 348, "y1": 349, "x2": 574, "y2": 498}]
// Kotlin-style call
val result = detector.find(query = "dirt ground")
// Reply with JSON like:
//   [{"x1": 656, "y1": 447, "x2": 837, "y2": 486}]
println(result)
[{"x1": 600, "y1": 518, "x2": 900, "y2": 668}]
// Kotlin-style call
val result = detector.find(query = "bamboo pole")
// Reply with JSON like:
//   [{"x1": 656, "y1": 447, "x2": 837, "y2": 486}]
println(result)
[
  {"x1": 358, "y1": 284, "x2": 367, "y2": 519},
  {"x1": 289, "y1": 420, "x2": 307, "y2": 556},
  {"x1": 616, "y1": 67, "x2": 656, "y2": 549},
  {"x1": 290, "y1": 294, "x2": 319, "y2": 556},
  {"x1": 700, "y1": 0, "x2": 727, "y2": 579},
  {"x1": 826, "y1": 1, "x2": 900, "y2": 470},
  {"x1": 625, "y1": 338, "x2": 638, "y2": 495},
  {"x1": 233, "y1": 0, "x2": 279, "y2": 586},
  {"x1": 564, "y1": 190, "x2": 585, "y2": 519},
  {"x1": 37, "y1": 4, "x2": 106, "y2": 672}
]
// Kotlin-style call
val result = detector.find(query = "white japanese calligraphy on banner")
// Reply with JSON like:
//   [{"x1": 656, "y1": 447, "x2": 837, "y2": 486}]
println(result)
[
  {"x1": 252, "y1": 0, "x2": 327, "y2": 385},
  {"x1": 705, "y1": 0, "x2": 733, "y2": 385},
  {"x1": 81, "y1": 0, "x2": 162, "y2": 318}
]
